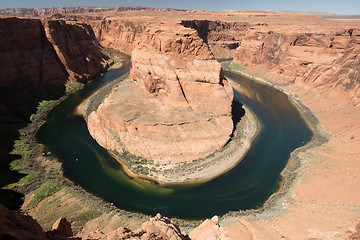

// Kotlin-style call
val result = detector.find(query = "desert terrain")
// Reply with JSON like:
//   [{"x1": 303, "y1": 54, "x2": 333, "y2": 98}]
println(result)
[{"x1": 0, "y1": 7, "x2": 360, "y2": 240}]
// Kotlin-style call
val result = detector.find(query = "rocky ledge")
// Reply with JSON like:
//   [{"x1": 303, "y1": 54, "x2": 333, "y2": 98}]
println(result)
[
  {"x1": 1, "y1": 204, "x2": 232, "y2": 240},
  {"x1": 87, "y1": 22, "x2": 234, "y2": 165}
]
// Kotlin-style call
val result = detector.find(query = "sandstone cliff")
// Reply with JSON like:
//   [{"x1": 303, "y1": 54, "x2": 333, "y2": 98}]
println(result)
[
  {"x1": 90, "y1": 19, "x2": 147, "y2": 55},
  {"x1": 180, "y1": 20, "x2": 249, "y2": 58},
  {"x1": 87, "y1": 23, "x2": 234, "y2": 163},
  {"x1": 233, "y1": 26, "x2": 360, "y2": 105},
  {"x1": 0, "y1": 17, "x2": 110, "y2": 118},
  {"x1": 89, "y1": 19, "x2": 247, "y2": 58}
]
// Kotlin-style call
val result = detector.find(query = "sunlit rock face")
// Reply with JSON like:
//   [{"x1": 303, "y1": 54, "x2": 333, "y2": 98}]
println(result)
[
  {"x1": 233, "y1": 27, "x2": 360, "y2": 104},
  {"x1": 88, "y1": 23, "x2": 234, "y2": 163}
]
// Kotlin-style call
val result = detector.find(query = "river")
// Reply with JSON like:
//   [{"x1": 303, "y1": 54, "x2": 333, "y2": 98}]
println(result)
[{"x1": 37, "y1": 57, "x2": 312, "y2": 219}]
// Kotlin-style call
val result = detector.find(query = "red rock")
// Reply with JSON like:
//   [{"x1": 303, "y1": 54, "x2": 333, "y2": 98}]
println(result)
[
  {"x1": 189, "y1": 215, "x2": 229, "y2": 240},
  {"x1": 90, "y1": 19, "x2": 147, "y2": 55},
  {"x1": 0, "y1": 204, "x2": 46, "y2": 240},
  {"x1": 233, "y1": 26, "x2": 360, "y2": 104},
  {"x1": 52, "y1": 218, "x2": 73, "y2": 237},
  {"x1": 87, "y1": 22, "x2": 233, "y2": 163},
  {"x1": 139, "y1": 213, "x2": 187, "y2": 240},
  {"x1": 0, "y1": 17, "x2": 110, "y2": 116}
]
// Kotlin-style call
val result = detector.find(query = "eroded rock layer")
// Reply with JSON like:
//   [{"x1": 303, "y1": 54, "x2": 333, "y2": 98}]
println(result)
[
  {"x1": 233, "y1": 25, "x2": 360, "y2": 104},
  {"x1": 0, "y1": 17, "x2": 110, "y2": 118},
  {"x1": 88, "y1": 23, "x2": 234, "y2": 163}
]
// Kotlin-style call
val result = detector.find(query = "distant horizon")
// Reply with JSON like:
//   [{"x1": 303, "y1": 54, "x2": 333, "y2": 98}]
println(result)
[
  {"x1": 1, "y1": 6, "x2": 360, "y2": 17},
  {"x1": 0, "y1": 0, "x2": 359, "y2": 16}
]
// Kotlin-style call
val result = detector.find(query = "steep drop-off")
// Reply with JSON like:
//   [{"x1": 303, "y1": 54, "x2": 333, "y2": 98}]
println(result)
[
  {"x1": 87, "y1": 22, "x2": 234, "y2": 163},
  {"x1": 233, "y1": 26, "x2": 360, "y2": 104},
  {"x1": 90, "y1": 19, "x2": 146, "y2": 55},
  {"x1": 0, "y1": 17, "x2": 110, "y2": 118}
]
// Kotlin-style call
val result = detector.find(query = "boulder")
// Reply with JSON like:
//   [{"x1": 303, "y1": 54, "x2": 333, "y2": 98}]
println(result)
[{"x1": 52, "y1": 218, "x2": 73, "y2": 237}]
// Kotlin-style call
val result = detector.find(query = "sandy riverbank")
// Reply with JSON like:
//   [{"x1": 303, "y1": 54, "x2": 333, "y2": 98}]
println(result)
[{"x1": 222, "y1": 63, "x2": 360, "y2": 240}]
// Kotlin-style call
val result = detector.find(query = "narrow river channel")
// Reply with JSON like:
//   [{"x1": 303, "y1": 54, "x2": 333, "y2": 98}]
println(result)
[{"x1": 37, "y1": 57, "x2": 312, "y2": 219}]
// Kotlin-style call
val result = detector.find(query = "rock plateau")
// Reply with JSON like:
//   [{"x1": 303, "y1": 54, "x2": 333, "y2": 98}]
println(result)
[{"x1": 87, "y1": 22, "x2": 234, "y2": 163}]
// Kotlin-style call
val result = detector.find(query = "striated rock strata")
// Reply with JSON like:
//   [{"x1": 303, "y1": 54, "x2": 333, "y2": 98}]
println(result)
[
  {"x1": 88, "y1": 23, "x2": 234, "y2": 163},
  {"x1": 90, "y1": 19, "x2": 147, "y2": 55},
  {"x1": 233, "y1": 26, "x2": 360, "y2": 104},
  {"x1": 0, "y1": 17, "x2": 110, "y2": 118}
]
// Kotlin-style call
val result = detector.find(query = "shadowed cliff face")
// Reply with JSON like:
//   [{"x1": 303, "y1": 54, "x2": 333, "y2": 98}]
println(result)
[
  {"x1": 0, "y1": 17, "x2": 110, "y2": 210},
  {"x1": 0, "y1": 17, "x2": 110, "y2": 118},
  {"x1": 180, "y1": 19, "x2": 249, "y2": 49}
]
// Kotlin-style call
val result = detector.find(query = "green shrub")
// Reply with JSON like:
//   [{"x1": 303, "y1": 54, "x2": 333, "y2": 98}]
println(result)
[
  {"x1": 65, "y1": 80, "x2": 84, "y2": 94},
  {"x1": 28, "y1": 180, "x2": 62, "y2": 207}
]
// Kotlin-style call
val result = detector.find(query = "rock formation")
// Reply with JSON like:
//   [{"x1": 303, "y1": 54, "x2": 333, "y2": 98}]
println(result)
[
  {"x1": 87, "y1": 23, "x2": 234, "y2": 163},
  {"x1": 0, "y1": 204, "x2": 47, "y2": 240},
  {"x1": 1, "y1": 204, "x2": 188, "y2": 240},
  {"x1": 90, "y1": 19, "x2": 147, "y2": 55},
  {"x1": 51, "y1": 218, "x2": 73, "y2": 238},
  {"x1": 346, "y1": 221, "x2": 360, "y2": 240},
  {"x1": 189, "y1": 215, "x2": 230, "y2": 240},
  {"x1": 180, "y1": 20, "x2": 249, "y2": 58},
  {"x1": 233, "y1": 26, "x2": 360, "y2": 104},
  {"x1": 0, "y1": 204, "x2": 80, "y2": 240},
  {"x1": 0, "y1": 17, "x2": 110, "y2": 118}
]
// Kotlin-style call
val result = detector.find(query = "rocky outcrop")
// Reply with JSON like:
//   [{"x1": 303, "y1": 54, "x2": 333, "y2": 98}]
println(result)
[
  {"x1": 233, "y1": 27, "x2": 360, "y2": 104},
  {"x1": 1, "y1": 204, "x2": 187, "y2": 240},
  {"x1": 137, "y1": 213, "x2": 187, "y2": 240},
  {"x1": 0, "y1": 204, "x2": 46, "y2": 240},
  {"x1": 87, "y1": 23, "x2": 234, "y2": 163},
  {"x1": 189, "y1": 215, "x2": 230, "y2": 240},
  {"x1": 0, "y1": 205, "x2": 79, "y2": 240},
  {"x1": 0, "y1": 17, "x2": 109, "y2": 118},
  {"x1": 52, "y1": 218, "x2": 73, "y2": 238}
]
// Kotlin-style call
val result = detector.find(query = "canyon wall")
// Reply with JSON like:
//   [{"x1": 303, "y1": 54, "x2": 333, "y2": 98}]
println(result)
[
  {"x1": 0, "y1": 17, "x2": 110, "y2": 118},
  {"x1": 90, "y1": 19, "x2": 147, "y2": 55},
  {"x1": 87, "y1": 23, "x2": 234, "y2": 163},
  {"x1": 180, "y1": 20, "x2": 249, "y2": 57},
  {"x1": 233, "y1": 26, "x2": 360, "y2": 104},
  {"x1": 89, "y1": 19, "x2": 248, "y2": 57}
]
